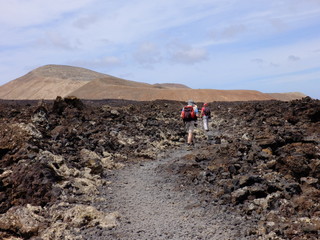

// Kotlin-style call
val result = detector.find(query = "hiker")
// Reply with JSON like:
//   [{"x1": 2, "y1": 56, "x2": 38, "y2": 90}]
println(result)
[
  {"x1": 193, "y1": 103, "x2": 199, "y2": 117},
  {"x1": 200, "y1": 103, "x2": 211, "y2": 131},
  {"x1": 181, "y1": 100, "x2": 198, "y2": 146}
]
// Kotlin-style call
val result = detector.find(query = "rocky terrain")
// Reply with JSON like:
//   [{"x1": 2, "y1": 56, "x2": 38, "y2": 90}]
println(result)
[
  {"x1": 0, "y1": 96, "x2": 319, "y2": 239},
  {"x1": 0, "y1": 64, "x2": 305, "y2": 101}
]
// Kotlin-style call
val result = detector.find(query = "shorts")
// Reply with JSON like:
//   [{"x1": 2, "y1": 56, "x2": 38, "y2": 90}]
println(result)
[{"x1": 185, "y1": 121, "x2": 195, "y2": 133}]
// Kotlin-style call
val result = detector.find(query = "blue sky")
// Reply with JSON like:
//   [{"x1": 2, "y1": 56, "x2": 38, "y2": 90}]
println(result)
[{"x1": 0, "y1": 0, "x2": 319, "y2": 99}]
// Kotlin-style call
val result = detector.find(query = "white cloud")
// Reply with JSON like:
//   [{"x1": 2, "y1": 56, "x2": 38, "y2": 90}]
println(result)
[
  {"x1": 170, "y1": 48, "x2": 208, "y2": 65},
  {"x1": 133, "y1": 42, "x2": 162, "y2": 67},
  {"x1": 0, "y1": 0, "x2": 96, "y2": 49},
  {"x1": 71, "y1": 56, "x2": 123, "y2": 69},
  {"x1": 73, "y1": 14, "x2": 99, "y2": 30},
  {"x1": 35, "y1": 31, "x2": 76, "y2": 50},
  {"x1": 288, "y1": 55, "x2": 301, "y2": 62},
  {"x1": 167, "y1": 41, "x2": 208, "y2": 65},
  {"x1": 268, "y1": 18, "x2": 288, "y2": 32},
  {"x1": 211, "y1": 24, "x2": 247, "y2": 41},
  {"x1": 76, "y1": 0, "x2": 223, "y2": 45},
  {"x1": 252, "y1": 58, "x2": 264, "y2": 64},
  {"x1": 0, "y1": 0, "x2": 95, "y2": 27}
]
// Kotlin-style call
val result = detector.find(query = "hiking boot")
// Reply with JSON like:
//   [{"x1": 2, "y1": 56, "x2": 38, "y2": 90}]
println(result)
[{"x1": 187, "y1": 143, "x2": 193, "y2": 150}]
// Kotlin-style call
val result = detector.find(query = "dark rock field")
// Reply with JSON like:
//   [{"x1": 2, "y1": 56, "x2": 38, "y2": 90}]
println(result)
[{"x1": 0, "y1": 96, "x2": 319, "y2": 239}]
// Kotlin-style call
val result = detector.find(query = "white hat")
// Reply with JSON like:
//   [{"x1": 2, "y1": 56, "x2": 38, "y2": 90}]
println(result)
[{"x1": 187, "y1": 99, "x2": 195, "y2": 105}]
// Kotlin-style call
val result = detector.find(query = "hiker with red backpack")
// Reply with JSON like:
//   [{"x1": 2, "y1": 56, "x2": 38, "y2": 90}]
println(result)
[
  {"x1": 200, "y1": 103, "x2": 211, "y2": 131},
  {"x1": 181, "y1": 100, "x2": 198, "y2": 146}
]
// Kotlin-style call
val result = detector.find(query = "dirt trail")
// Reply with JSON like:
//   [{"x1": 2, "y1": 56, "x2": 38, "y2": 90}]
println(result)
[{"x1": 94, "y1": 147, "x2": 250, "y2": 240}]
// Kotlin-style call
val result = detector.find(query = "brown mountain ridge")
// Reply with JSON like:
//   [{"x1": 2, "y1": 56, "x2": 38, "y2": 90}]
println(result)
[{"x1": 0, "y1": 64, "x2": 306, "y2": 101}]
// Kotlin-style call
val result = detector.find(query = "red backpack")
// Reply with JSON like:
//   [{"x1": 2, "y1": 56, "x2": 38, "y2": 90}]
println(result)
[
  {"x1": 203, "y1": 106, "x2": 211, "y2": 117},
  {"x1": 182, "y1": 106, "x2": 197, "y2": 121}
]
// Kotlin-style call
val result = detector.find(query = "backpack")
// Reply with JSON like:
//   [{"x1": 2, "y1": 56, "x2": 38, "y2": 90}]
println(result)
[
  {"x1": 203, "y1": 107, "x2": 211, "y2": 117},
  {"x1": 182, "y1": 106, "x2": 197, "y2": 121}
]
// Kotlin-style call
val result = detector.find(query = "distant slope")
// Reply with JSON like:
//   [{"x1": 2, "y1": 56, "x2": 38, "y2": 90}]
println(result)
[
  {"x1": 267, "y1": 92, "x2": 306, "y2": 101},
  {"x1": 0, "y1": 65, "x2": 127, "y2": 100},
  {"x1": 67, "y1": 77, "x2": 158, "y2": 98},
  {"x1": 70, "y1": 83, "x2": 273, "y2": 102},
  {"x1": 153, "y1": 83, "x2": 191, "y2": 89},
  {"x1": 0, "y1": 64, "x2": 305, "y2": 101}
]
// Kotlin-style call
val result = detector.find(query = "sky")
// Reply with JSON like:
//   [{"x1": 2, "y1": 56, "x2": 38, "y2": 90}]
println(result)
[{"x1": 0, "y1": 0, "x2": 320, "y2": 99}]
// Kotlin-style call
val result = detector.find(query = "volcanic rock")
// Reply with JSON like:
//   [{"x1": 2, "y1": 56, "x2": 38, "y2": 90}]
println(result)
[{"x1": 0, "y1": 96, "x2": 319, "y2": 239}]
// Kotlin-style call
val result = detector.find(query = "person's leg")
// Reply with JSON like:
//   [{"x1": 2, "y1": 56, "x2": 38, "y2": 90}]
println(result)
[
  {"x1": 206, "y1": 117, "x2": 209, "y2": 131},
  {"x1": 187, "y1": 121, "x2": 195, "y2": 144},
  {"x1": 187, "y1": 131, "x2": 193, "y2": 144},
  {"x1": 203, "y1": 116, "x2": 208, "y2": 131}
]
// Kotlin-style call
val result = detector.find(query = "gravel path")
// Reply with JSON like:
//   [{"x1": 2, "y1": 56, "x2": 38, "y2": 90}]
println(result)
[{"x1": 85, "y1": 147, "x2": 251, "y2": 240}]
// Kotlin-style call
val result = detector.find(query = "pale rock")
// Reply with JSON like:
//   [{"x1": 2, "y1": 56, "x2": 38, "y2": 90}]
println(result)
[
  {"x1": 40, "y1": 221, "x2": 83, "y2": 240},
  {"x1": 0, "y1": 170, "x2": 12, "y2": 178},
  {"x1": 32, "y1": 109, "x2": 47, "y2": 124},
  {"x1": 0, "y1": 204, "x2": 45, "y2": 236},
  {"x1": 101, "y1": 151, "x2": 124, "y2": 169},
  {"x1": 248, "y1": 203, "x2": 256, "y2": 211},
  {"x1": 62, "y1": 204, "x2": 119, "y2": 229},
  {"x1": 117, "y1": 132, "x2": 135, "y2": 145},
  {"x1": 80, "y1": 149, "x2": 103, "y2": 175},
  {"x1": 40, "y1": 150, "x2": 80, "y2": 178},
  {"x1": 300, "y1": 177, "x2": 318, "y2": 185},
  {"x1": 41, "y1": 204, "x2": 118, "y2": 239},
  {"x1": 14, "y1": 123, "x2": 42, "y2": 138},
  {"x1": 231, "y1": 187, "x2": 249, "y2": 203},
  {"x1": 253, "y1": 192, "x2": 281, "y2": 210},
  {"x1": 60, "y1": 177, "x2": 99, "y2": 196},
  {"x1": 101, "y1": 157, "x2": 124, "y2": 169},
  {"x1": 241, "y1": 133, "x2": 251, "y2": 140},
  {"x1": 72, "y1": 177, "x2": 99, "y2": 195},
  {"x1": 266, "y1": 221, "x2": 275, "y2": 227},
  {"x1": 110, "y1": 109, "x2": 120, "y2": 116}
]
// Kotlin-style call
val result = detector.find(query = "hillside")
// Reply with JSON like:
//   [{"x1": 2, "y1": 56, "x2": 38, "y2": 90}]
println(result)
[
  {"x1": 0, "y1": 65, "x2": 125, "y2": 100},
  {"x1": 153, "y1": 83, "x2": 191, "y2": 89},
  {"x1": 0, "y1": 64, "x2": 305, "y2": 101},
  {"x1": 70, "y1": 84, "x2": 273, "y2": 102},
  {"x1": 267, "y1": 92, "x2": 306, "y2": 101}
]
